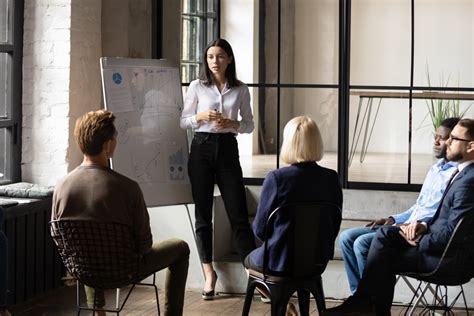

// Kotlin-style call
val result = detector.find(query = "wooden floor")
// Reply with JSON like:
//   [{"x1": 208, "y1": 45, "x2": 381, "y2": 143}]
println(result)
[{"x1": 10, "y1": 285, "x2": 471, "y2": 315}]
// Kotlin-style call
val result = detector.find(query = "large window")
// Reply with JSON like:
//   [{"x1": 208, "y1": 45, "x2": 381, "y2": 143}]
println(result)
[
  {"x1": 181, "y1": 0, "x2": 218, "y2": 83},
  {"x1": 347, "y1": 0, "x2": 474, "y2": 190},
  {"x1": 220, "y1": 0, "x2": 340, "y2": 184},
  {"x1": 180, "y1": 0, "x2": 474, "y2": 190},
  {"x1": 0, "y1": 0, "x2": 23, "y2": 183}
]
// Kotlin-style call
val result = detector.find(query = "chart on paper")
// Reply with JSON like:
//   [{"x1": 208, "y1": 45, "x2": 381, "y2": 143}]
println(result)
[{"x1": 100, "y1": 58, "x2": 192, "y2": 206}]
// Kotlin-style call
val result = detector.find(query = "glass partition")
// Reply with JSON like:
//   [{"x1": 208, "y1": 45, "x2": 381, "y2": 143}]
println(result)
[{"x1": 179, "y1": 0, "x2": 474, "y2": 189}]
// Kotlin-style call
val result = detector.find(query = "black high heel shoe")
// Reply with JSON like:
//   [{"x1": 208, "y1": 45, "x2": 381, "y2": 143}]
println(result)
[{"x1": 201, "y1": 271, "x2": 218, "y2": 300}]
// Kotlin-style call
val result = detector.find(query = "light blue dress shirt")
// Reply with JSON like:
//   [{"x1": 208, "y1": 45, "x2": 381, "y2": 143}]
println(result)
[{"x1": 390, "y1": 159, "x2": 458, "y2": 224}]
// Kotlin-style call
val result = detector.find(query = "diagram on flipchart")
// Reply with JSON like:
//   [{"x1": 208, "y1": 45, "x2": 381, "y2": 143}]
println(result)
[{"x1": 101, "y1": 59, "x2": 193, "y2": 207}]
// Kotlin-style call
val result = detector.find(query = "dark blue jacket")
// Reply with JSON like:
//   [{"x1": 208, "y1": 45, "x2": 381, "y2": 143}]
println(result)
[
  {"x1": 249, "y1": 161, "x2": 342, "y2": 273},
  {"x1": 418, "y1": 163, "x2": 474, "y2": 254}
]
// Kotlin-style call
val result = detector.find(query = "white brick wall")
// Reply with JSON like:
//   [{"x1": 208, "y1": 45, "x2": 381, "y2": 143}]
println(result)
[
  {"x1": 22, "y1": 0, "x2": 102, "y2": 186},
  {"x1": 22, "y1": 0, "x2": 72, "y2": 186}
]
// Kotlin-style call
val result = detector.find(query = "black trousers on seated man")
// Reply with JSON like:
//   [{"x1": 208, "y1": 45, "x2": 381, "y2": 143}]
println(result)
[
  {"x1": 341, "y1": 163, "x2": 474, "y2": 316},
  {"x1": 358, "y1": 225, "x2": 438, "y2": 314}
]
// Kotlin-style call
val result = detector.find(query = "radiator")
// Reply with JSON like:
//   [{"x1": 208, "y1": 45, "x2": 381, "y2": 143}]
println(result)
[{"x1": 2, "y1": 198, "x2": 64, "y2": 305}]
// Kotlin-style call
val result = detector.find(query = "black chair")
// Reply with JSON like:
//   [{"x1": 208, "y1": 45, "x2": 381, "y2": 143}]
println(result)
[
  {"x1": 400, "y1": 214, "x2": 474, "y2": 315},
  {"x1": 50, "y1": 219, "x2": 160, "y2": 315},
  {"x1": 242, "y1": 202, "x2": 342, "y2": 316}
]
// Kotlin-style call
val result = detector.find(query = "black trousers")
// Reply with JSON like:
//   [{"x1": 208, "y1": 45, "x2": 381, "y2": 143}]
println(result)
[
  {"x1": 188, "y1": 132, "x2": 256, "y2": 263},
  {"x1": 360, "y1": 226, "x2": 437, "y2": 315}
]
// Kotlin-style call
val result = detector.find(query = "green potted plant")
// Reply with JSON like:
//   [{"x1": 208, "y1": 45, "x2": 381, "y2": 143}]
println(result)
[{"x1": 424, "y1": 68, "x2": 470, "y2": 130}]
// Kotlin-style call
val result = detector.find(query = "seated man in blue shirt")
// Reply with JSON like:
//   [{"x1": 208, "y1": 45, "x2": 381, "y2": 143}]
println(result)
[{"x1": 338, "y1": 117, "x2": 459, "y2": 294}]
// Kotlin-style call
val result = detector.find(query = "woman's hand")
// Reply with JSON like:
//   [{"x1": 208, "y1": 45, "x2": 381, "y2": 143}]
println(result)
[
  {"x1": 216, "y1": 118, "x2": 240, "y2": 130},
  {"x1": 196, "y1": 110, "x2": 222, "y2": 122}
]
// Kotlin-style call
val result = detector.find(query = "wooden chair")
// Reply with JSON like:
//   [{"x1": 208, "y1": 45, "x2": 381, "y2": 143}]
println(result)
[
  {"x1": 242, "y1": 202, "x2": 342, "y2": 316},
  {"x1": 50, "y1": 220, "x2": 160, "y2": 315},
  {"x1": 400, "y1": 214, "x2": 474, "y2": 315}
]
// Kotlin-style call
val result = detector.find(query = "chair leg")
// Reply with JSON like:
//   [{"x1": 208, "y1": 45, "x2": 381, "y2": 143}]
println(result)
[
  {"x1": 297, "y1": 290, "x2": 310, "y2": 316},
  {"x1": 76, "y1": 281, "x2": 154, "y2": 316},
  {"x1": 76, "y1": 281, "x2": 82, "y2": 316},
  {"x1": 314, "y1": 276, "x2": 326, "y2": 311},
  {"x1": 270, "y1": 294, "x2": 290, "y2": 316},
  {"x1": 93, "y1": 286, "x2": 98, "y2": 316},
  {"x1": 135, "y1": 273, "x2": 160, "y2": 315},
  {"x1": 405, "y1": 281, "x2": 430, "y2": 316},
  {"x1": 242, "y1": 279, "x2": 258, "y2": 316},
  {"x1": 119, "y1": 284, "x2": 137, "y2": 312},
  {"x1": 459, "y1": 285, "x2": 469, "y2": 315},
  {"x1": 268, "y1": 285, "x2": 293, "y2": 316},
  {"x1": 153, "y1": 274, "x2": 160, "y2": 316},
  {"x1": 426, "y1": 285, "x2": 453, "y2": 316},
  {"x1": 400, "y1": 277, "x2": 423, "y2": 315},
  {"x1": 115, "y1": 288, "x2": 120, "y2": 310}
]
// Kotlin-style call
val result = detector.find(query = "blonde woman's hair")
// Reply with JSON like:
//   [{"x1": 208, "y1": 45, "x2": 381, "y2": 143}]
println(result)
[{"x1": 280, "y1": 116, "x2": 324, "y2": 164}]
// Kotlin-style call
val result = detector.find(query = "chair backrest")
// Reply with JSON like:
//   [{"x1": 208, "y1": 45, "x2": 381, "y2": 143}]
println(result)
[
  {"x1": 50, "y1": 219, "x2": 140, "y2": 289},
  {"x1": 404, "y1": 213, "x2": 474, "y2": 286},
  {"x1": 426, "y1": 213, "x2": 474, "y2": 283},
  {"x1": 263, "y1": 202, "x2": 342, "y2": 278}
]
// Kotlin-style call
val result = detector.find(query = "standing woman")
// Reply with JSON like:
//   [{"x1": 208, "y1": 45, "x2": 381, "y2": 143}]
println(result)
[{"x1": 180, "y1": 39, "x2": 256, "y2": 300}]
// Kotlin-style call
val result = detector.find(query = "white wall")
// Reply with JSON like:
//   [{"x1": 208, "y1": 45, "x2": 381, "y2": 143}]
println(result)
[
  {"x1": 22, "y1": 0, "x2": 153, "y2": 186},
  {"x1": 22, "y1": 0, "x2": 73, "y2": 185},
  {"x1": 22, "y1": 0, "x2": 103, "y2": 186},
  {"x1": 68, "y1": 0, "x2": 103, "y2": 169},
  {"x1": 293, "y1": 0, "x2": 339, "y2": 151},
  {"x1": 221, "y1": 0, "x2": 259, "y2": 155}
]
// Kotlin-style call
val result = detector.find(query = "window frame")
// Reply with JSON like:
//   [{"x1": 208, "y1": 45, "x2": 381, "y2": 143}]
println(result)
[
  {"x1": 0, "y1": 0, "x2": 23, "y2": 184},
  {"x1": 176, "y1": 0, "x2": 474, "y2": 192},
  {"x1": 244, "y1": 0, "x2": 474, "y2": 192},
  {"x1": 180, "y1": 0, "x2": 219, "y2": 84}
]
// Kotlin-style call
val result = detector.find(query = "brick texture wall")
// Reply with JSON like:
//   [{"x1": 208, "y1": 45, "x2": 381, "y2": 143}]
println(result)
[{"x1": 21, "y1": 0, "x2": 102, "y2": 186}]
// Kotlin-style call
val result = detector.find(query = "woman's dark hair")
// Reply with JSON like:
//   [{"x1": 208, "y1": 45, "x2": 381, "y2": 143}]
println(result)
[{"x1": 199, "y1": 38, "x2": 241, "y2": 88}]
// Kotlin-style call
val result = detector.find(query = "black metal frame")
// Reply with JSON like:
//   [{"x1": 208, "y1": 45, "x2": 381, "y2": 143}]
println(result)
[
  {"x1": 399, "y1": 215, "x2": 474, "y2": 315},
  {"x1": 76, "y1": 274, "x2": 160, "y2": 316},
  {"x1": 246, "y1": 0, "x2": 474, "y2": 191},
  {"x1": 152, "y1": 0, "x2": 162, "y2": 59},
  {"x1": 0, "y1": 0, "x2": 23, "y2": 184},
  {"x1": 176, "y1": 1, "x2": 474, "y2": 191},
  {"x1": 180, "y1": 0, "x2": 219, "y2": 83}
]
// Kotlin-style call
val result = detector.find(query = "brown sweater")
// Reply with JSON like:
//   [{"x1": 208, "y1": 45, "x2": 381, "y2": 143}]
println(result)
[{"x1": 52, "y1": 165, "x2": 153, "y2": 255}]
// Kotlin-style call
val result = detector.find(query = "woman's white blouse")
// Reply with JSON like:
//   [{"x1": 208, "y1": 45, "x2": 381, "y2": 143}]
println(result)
[{"x1": 180, "y1": 79, "x2": 254, "y2": 134}]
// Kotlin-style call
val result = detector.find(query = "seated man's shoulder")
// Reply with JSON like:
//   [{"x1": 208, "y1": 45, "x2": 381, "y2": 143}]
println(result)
[
  {"x1": 108, "y1": 169, "x2": 141, "y2": 189},
  {"x1": 64, "y1": 167, "x2": 140, "y2": 193}
]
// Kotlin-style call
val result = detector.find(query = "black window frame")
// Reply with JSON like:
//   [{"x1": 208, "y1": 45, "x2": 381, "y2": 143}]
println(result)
[
  {"x1": 245, "y1": 0, "x2": 474, "y2": 192},
  {"x1": 0, "y1": 0, "x2": 23, "y2": 184},
  {"x1": 180, "y1": 0, "x2": 219, "y2": 84},
  {"x1": 343, "y1": 0, "x2": 474, "y2": 191},
  {"x1": 172, "y1": 0, "x2": 474, "y2": 192}
]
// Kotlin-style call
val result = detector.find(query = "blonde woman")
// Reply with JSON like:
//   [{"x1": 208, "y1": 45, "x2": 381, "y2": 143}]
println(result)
[{"x1": 244, "y1": 116, "x2": 342, "y2": 275}]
